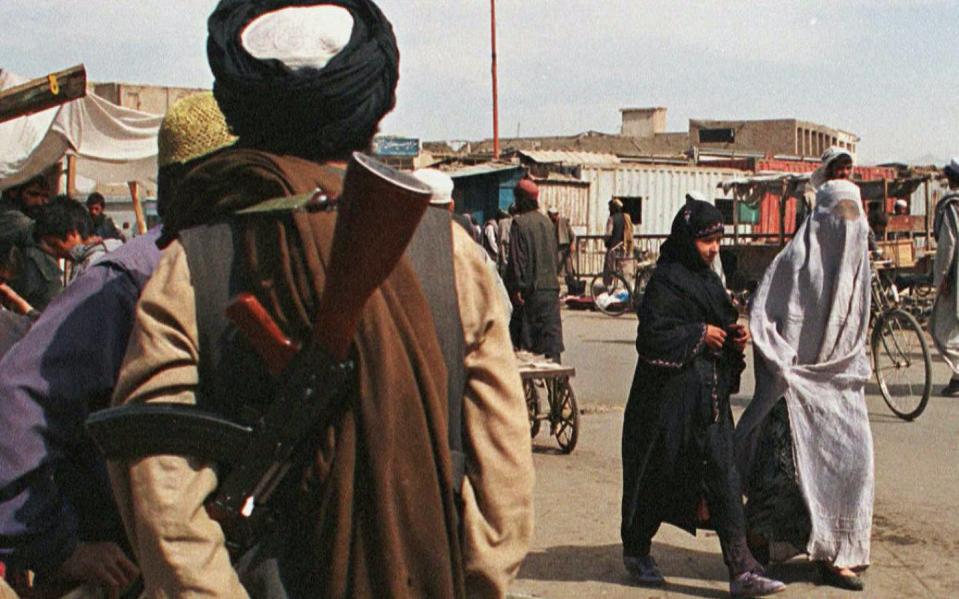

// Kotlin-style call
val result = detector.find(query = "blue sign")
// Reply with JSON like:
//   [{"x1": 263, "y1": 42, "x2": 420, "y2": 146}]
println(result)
[{"x1": 373, "y1": 136, "x2": 420, "y2": 157}]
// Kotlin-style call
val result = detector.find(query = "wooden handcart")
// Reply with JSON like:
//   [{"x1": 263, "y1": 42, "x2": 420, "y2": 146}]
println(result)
[{"x1": 516, "y1": 352, "x2": 579, "y2": 454}]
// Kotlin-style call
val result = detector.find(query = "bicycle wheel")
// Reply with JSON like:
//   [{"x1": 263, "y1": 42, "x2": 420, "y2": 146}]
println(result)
[
  {"x1": 589, "y1": 272, "x2": 632, "y2": 317},
  {"x1": 871, "y1": 308, "x2": 931, "y2": 420},
  {"x1": 524, "y1": 379, "x2": 541, "y2": 438},
  {"x1": 632, "y1": 267, "x2": 654, "y2": 306},
  {"x1": 550, "y1": 379, "x2": 579, "y2": 454}
]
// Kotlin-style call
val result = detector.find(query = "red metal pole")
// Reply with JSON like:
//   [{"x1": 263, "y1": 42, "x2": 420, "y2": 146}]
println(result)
[{"x1": 490, "y1": 0, "x2": 500, "y2": 160}]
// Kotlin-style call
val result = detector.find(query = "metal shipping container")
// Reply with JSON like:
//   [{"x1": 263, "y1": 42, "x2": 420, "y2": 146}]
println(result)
[
  {"x1": 579, "y1": 164, "x2": 747, "y2": 236},
  {"x1": 535, "y1": 179, "x2": 590, "y2": 231}
]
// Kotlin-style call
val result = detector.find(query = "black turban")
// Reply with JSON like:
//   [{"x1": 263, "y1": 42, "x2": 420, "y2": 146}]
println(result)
[{"x1": 207, "y1": 0, "x2": 399, "y2": 160}]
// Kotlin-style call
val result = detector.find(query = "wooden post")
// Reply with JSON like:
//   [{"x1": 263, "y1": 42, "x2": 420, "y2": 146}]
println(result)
[
  {"x1": 490, "y1": 0, "x2": 500, "y2": 159},
  {"x1": 66, "y1": 155, "x2": 77, "y2": 197},
  {"x1": 883, "y1": 179, "x2": 889, "y2": 241},
  {"x1": 732, "y1": 191, "x2": 740, "y2": 246},
  {"x1": 0, "y1": 65, "x2": 86, "y2": 124},
  {"x1": 128, "y1": 181, "x2": 147, "y2": 235},
  {"x1": 925, "y1": 179, "x2": 932, "y2": 249},
  {"x1": 779, "y1": 180, "x2": 787, "y2": 247}
]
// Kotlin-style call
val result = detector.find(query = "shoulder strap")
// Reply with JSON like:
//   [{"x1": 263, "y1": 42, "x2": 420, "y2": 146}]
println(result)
[
  {"x1": 405, "y1": 207, "x2": 467, "y2": 494},
  {"x1": 180, "y1": 222, "x2": 272, "y2": 421},
  {"x1": 180, "y1": 223, "x2": 236, "y2": 411}
]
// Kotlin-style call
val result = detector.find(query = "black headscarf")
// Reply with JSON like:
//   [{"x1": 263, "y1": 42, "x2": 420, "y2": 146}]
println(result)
[
  {"x1": 207, "y1": 0, "x2": 399, "y2": 160},
  {"x1": 658, "y1": 199, "x2": 724, "y2": 272},
  {"x1": 651, "y1": 199, "x2": 735, "y2": 331}
]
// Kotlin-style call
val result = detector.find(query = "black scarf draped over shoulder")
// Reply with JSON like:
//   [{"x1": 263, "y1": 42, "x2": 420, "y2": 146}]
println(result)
[{"x1": 636, "y1": 200, "x2": 737, "y2": 367}]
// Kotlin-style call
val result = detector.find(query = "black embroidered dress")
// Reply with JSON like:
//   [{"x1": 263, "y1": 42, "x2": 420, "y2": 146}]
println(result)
[{"x1": 620, "y1": 201, "x2": 761, "y2": 576}]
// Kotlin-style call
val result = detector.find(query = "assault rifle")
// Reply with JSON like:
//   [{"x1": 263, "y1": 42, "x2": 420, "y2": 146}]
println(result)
[{"x1": 86, "y1": 152, "x2": 433, "y2": 548}]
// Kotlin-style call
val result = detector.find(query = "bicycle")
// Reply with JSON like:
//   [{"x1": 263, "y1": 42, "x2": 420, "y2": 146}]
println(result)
[
  {"x1": 870, "y1": 260, "x2": 932, "y2": 420},
  {"x1": 589, "y1": 244, "x2": 656, "y2": 317}
]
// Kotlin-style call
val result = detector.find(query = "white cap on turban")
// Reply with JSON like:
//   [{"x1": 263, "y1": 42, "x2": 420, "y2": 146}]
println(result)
[
  {"x1": 412, "y1": 168, "x2": 454, "y2": 206},
  {"x1": 811, "y1": 146, "x2": 854, "y2": 189},
  {"x1": 241, "y1": 5, "x2": 355, "y2": 71}
]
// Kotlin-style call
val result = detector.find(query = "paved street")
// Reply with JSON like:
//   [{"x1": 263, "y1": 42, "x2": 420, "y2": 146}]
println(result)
[{"x1": 509, "y1": 308, "x2": 959, "y2": 598}]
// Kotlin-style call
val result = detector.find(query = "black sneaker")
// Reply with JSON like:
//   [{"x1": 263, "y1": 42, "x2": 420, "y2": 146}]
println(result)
[
  {"x1": 942, "y1": 379, "x2": 959, "y2": 397},
  {"x1": 623, "y1": 554, "x2": 664, "y2": 586},
  {"x1": 730, "y1": 571, "x2": 786, "y2": 597}
]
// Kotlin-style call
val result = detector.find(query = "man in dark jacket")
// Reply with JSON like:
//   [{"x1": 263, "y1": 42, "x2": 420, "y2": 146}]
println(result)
[
  {"x1": 86, "y1": 193, "x2": 126, "y2": 242},
  {"x1": 0, "y1": 176, "x2": 62, "y2": 310},
  {"x1": 548, "y1": 206, "x2": 576, "y2": 288},
  {"x1": 507, "y1": 179, "x2": 564, "y2": 362}
]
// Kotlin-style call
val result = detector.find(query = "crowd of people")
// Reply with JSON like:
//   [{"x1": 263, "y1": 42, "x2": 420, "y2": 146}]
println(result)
[{"x1": 0, "y1": 2, "x2": 956, "y2": 599}]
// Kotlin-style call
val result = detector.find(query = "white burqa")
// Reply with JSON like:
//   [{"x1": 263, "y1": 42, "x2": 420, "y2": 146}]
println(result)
[
  {"x1": 736, "y1": 179, "x2": 874, "y2": 568},
  {"x1": 930, "y1": 193, "x2": 959, "y2": 375}
]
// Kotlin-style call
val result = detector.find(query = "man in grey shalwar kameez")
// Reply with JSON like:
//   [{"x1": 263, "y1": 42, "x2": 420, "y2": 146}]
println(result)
[
  {"x1": 736, "y1": 179, "x2": 873, "y2": 590},
  {"x1": 930, "y1": 157, "x2": 959, "y2": 396}
]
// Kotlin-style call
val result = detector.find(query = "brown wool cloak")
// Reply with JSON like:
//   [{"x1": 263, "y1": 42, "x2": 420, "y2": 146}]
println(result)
[{"x1": 178, "y1": 149, "x2": 465, "y2": 598}]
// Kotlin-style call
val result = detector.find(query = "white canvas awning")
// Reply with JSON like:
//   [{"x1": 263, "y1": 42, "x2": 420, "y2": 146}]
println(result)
[{"x1": 0, "y1": 70, "x2": 162, "y2": 191}]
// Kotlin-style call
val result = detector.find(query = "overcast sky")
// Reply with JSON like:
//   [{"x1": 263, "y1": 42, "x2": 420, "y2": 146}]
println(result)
[{"x1": 3, "y1": 1, "x2": 956, "y2": 164}]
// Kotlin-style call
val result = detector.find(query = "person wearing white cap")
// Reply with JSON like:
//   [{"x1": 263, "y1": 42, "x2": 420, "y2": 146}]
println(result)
[
  {"x1": 810, "y1": 146, "x2": 854, "y2": 189},
  {"x1": 412, "y1": 168, "x2": 514, "y2": 319},
  {"x1": 930, "y1": 157, "x2": 959, "y2": 395},
  {"x1": 547, "y1": 206, "x2": 576, "y2": 288},
  {"x1": 412, "y1": 167, "x2": 477, "y2": 241}
]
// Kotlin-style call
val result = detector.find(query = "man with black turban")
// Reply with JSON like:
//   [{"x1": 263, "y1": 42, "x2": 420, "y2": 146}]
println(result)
[{"x1": 108, "y1": 3, "x2": 534, "y2": 599}]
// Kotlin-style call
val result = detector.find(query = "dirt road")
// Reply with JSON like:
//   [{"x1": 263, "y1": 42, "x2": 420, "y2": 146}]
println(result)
[{"x1": 508, "y1": 310, "x2": 959, "y2": 598}]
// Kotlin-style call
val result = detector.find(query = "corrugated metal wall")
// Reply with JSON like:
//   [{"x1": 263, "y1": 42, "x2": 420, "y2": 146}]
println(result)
[
  {"x1": 537, "y1": 182, "x2": 590, "y2": 230},
  {"x1": 909, "y1": 178, "x2": 950, "y2": 218},
  {"x1": 580, "y1": 165, "x2": 746, "y2": 236}
]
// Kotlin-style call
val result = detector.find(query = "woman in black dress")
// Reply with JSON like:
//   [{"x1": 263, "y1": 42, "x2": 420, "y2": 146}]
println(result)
[{"x1": 620, "y1": 200, "x2": 784, "y2": 597}]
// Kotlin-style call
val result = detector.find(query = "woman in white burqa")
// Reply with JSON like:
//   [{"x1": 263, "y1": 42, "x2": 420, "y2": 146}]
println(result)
[{"x1": 735, "y1": 179, "x2": 873, "y2": 591}]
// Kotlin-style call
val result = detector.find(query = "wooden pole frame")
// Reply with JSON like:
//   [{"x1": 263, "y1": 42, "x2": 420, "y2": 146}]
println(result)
[
  {"x1": 128, "y1": 181, "x2": 147, "y2": 235},
  {"x1": 0, "y1": 64, "x2": 86, "y2": 124},
  {"x1": 779, "y1": 179, "x2": 787, "y2": 247},
  {"x1": 66, "y1": 155, "x2": 77, "y2": 197},
  {"x1": 490, "y1": 0, "x2": 500, "y2": 160}
]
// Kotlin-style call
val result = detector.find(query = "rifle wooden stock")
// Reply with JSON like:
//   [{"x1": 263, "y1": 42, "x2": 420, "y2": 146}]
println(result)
[{"x1": 313, "y1": 152, "x2": 433, "y2": 359}]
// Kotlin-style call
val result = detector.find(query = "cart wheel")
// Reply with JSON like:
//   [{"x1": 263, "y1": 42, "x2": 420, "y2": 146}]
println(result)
[
  {"x1": 524, "y1": 380, "x2": 541, "y2": 438},
  {"x1": 551, "y1": 379, "x2": 579, "y2": 454}
]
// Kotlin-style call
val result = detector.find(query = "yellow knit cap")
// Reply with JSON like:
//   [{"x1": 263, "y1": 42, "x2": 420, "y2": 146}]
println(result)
[{"x1": 157, "y1": 92, "x2": 237, "y2": 168}]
